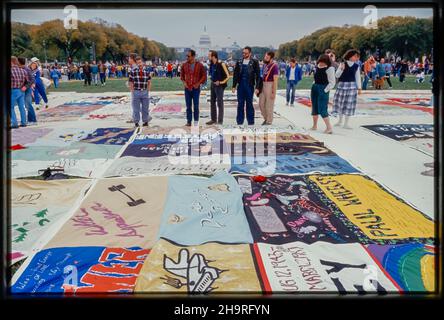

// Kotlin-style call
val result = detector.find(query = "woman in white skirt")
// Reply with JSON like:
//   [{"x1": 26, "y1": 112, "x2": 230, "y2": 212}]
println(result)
[{"x1": 333, "y1": 49, "x2": 362, "y2": 129}]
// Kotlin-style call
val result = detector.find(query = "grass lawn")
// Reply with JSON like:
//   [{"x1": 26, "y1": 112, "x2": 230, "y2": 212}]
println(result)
[{"x1": 48, "y1": 74, "x2": 432, "y2": 93}]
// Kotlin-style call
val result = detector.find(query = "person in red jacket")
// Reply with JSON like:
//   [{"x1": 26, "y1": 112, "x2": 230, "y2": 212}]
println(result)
[
  {"x1": 180, "y1": 50, "x2": 207, "y2": 126},
  {"x1": 167, "y1": 62, "x2": 173, "y2": 79}
]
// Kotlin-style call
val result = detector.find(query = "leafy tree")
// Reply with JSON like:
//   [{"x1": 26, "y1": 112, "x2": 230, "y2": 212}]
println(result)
[
  {"x1": 277, "y1": 16, "x2": 432, "y2": 61},
  {"x1": 11, "y1": 20, "x2": 175, "y2": 63}
]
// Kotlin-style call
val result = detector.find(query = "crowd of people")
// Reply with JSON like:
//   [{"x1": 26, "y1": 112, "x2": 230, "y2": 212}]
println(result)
[
  {"x1": 10, "y1": 49, "x2": 432, "y2": 131},
  {"x1": 66, "y1": 60, "x2": 184, "y2": 86}
]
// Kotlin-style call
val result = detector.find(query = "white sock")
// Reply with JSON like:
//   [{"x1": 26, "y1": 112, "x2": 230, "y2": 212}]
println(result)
[
  {"x1": 343, "y1": 116, "x2": 352, "y2": 128},
  {"x1": 335, "y1": 115, "x2": 343, "y2": 126}
]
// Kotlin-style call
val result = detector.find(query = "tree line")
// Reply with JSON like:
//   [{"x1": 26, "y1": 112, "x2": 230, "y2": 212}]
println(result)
[
  {"x1": 11, "y1": 19, "x2": 177, "y2": 63},
  {"x1": 277, "y1": 16, "x2": 433, "y2": 61}
]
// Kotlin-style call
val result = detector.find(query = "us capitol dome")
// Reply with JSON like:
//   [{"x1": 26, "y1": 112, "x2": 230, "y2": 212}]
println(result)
[{"x1": 197, "y1": 26, "x2": 212, "y2": 57}]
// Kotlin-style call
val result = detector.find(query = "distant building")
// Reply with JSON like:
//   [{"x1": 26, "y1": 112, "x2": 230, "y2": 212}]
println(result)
[
  {"x1": 197, "y1": 26, "x2": 212, "y2": 57},
  {"x1": 174, "y1": 26, "x2": 242, "y2": 60}
]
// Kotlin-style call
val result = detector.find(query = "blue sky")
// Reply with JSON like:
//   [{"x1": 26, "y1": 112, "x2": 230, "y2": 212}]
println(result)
[{"x1": 12, "y1": 7, "x2": 433, "y2": 48}]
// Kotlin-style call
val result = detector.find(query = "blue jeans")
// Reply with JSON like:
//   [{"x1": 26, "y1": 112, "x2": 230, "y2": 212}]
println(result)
[
  {"x1": 52, "y1": 77, "x2": 59, "y2": 88},
  {"x1": 25, "y1": 88, "x2": 37, "y2": 123},
  {"x1": 100, "y1": 73, "x2": 106, "y2": 84},
  {"x1": 184, "y1": 88, "x2": 200, "y2": 123},
  {"x1": 11, "y1": 88, "x2": 26, "y2": 127},
  {"x1": 34, "y1": 81, "x2": 48, "y2": 105},
  {"x1": 92, "y1": 73, "x2": 99, "y2": 85},
  {"x1": 310, "y1": 84, "x2": 329, "y2": 118},
  {"x1": 131, "y1": 90, "x2": 150, "y2": 123},
  {"x1": 237, "y1": 83, "x2": 254, "y2": 125},
  {"x1": 363, "y1": 74, "x2": 369, "y2": 90},
  {"x1": 286, "y1": 80, "x2": 297, "y2": 104}
]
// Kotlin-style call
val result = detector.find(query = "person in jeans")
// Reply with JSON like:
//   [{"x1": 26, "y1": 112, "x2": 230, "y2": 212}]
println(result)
[
  {"x1": 18, "y1": 57, "x2": 37, "y2": 124},
  {"x1": 258, "y1": 51, "x2": 279, "y2": 125},
  {"x1": 29, "y1": 57, "x2": 48, "y2": 110},
  {"x1": 206, "y1": 50, "x2": 229, "y2": 125},
  {"x1": 285, "y1": 58, "x2": 302, "y2": 106},
  {"x1": 383, "y1": 58, "x2": 393, "y2": 88},
  {"x1": 90, "y1": 61, "x2": 99, "y2": 85},
  {"x1": 128, "y1": 56, "x2": 152, "y2": 127},
  {"x1": 10, "y1": 56, "x2": 30, "y2": 129},
  {"x1": 362, "y1": 56, "x2": 376, "y2": 90},
  {"x1": 310, "y1": 54, "x2": 335, "y2": 134},
  {"x1": 98, "y1": 60, "x2": 107, "y2": 86},
  {"x1": 50, "y1": 66, "x2": 60, "y2": 88},
  {"x1": 180, "y1": 49, "x2": 207, "y2": 126},
  {"x1": 232, "y1": 46, "x2": 261, "y2": 125}
]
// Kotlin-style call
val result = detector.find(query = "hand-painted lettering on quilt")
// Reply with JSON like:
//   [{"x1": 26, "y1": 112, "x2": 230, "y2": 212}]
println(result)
[
  {"x1": 121, "y1": 134, "x2": 226, "y2": 158},
  {"x1": 236, "y1": 175, "x2": 358, "y2": 244},
  {"x1": 81, "y1": 128, "x2": 135, "y2": 145},
  {"x1": 310, "y1": 174, "x2": 434, "y2": 243},
  {"x1": 158, "y1": 172, "x2": 253, "y2": 245},
  {"x1": 362, "y1": 124, "x2": 433, "y2": 141},
  {"x1": 230, "y1": 154, "x2": 358, "y2": 175},
  {"x1": 12, "y1": 247, "x2": 149, "y2": 293},
  {"x1": 254, "y1": 242, "x2": 400, "y2": 293}
]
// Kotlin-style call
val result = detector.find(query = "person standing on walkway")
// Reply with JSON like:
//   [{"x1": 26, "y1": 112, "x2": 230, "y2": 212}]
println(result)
[
  {"x1": 258, "y1": 51, "x2": 279, "y2": 125},
  {"x1": 126, "y1": 53, "x2": 138, "y2": 124},
  {"x1": 206, "y1": 50, "x2": 229, "y2": 125},
  {"x1": 310, "y1": 54, "x2": 335, "y2": 134},
  {"x1": 180, "y1": 49, "x2": 207, "y2": 126},
  {"x1": 128, "y1": 56, "x2": 152, "y2": 127},
  {"x1": 285, "y1": 58, "x2": 302, "y2": 106},
  {"x1": 10, "y1": 56, "x2": 30, "y2": 129},
  {"x1": 232, "y1": 46, "x2": 261, "y2": 125},
  {"x1": 18, "y1": 57, "x2": 37, "y2": 124},
  {"x1": 29, "y1": 57, "x2": 49, "y2": 110},
  {"x1": 333, "y1": 49, "x2": 362, "y2": 129}
]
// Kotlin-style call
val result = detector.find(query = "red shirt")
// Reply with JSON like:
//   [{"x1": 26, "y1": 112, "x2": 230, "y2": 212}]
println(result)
[{"x1": 180, "y1": 61, "x2": 207, "y2": 90}]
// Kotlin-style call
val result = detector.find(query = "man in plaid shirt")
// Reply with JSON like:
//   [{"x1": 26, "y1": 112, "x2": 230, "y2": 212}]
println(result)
[
  {"x1": 10, "y1": 56, "x2": 30, "y2": 128},
  {"x1": 128, "y1": 56, "x2": 152, "y2": 127}
]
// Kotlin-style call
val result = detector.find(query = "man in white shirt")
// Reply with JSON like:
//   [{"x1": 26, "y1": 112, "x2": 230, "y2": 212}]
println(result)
[{"x1": 285, "y1": 58, "x2": 302, "y2": 106}]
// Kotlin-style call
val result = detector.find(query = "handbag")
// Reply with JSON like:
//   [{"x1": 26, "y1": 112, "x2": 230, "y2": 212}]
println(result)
[{"x1": 41, "y1": 77, "x2": 51, "y2": 89}]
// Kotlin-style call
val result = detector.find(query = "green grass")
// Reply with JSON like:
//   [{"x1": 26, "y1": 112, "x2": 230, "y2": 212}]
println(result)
[{"x1": 47, "y1": 74, "x2": 432, "y2": 93}]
